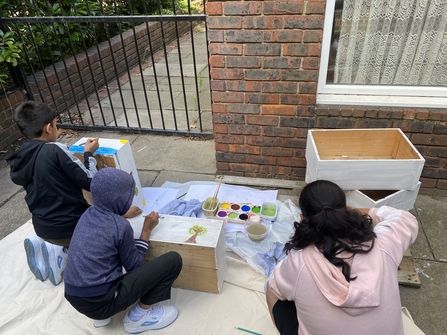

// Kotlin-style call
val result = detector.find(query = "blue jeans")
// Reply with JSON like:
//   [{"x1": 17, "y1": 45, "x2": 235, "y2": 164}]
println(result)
[{"x1": 65, "y1": 251, "x2": 182, "y2": 320}]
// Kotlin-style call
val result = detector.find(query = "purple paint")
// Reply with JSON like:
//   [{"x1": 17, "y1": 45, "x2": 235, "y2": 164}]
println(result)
[{"x1": 217, "y1": 211, "x2": 227, "y2": 217}]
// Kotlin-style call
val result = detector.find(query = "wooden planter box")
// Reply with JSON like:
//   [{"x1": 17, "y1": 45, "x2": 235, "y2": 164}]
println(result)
[
  {"x1": 346, "y1": 182, "x2": 421, "y2": 211},
  {"x1": 69, "y1": 138, "x2": 146, "y2": 208},
  {"x1": 305, "y1": 129, "x2": 425, "y2": 190},
  {"x1": 143, "y1": 215, "x2": 227, "y2": 294}
]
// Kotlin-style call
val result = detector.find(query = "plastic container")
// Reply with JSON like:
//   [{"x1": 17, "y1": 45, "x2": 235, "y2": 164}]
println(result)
[
  {"x1": 202, "y1": 197, "x2": 219, "y2": 217},
  {"x1": 261, "y1": 201, "x2": 277, "y2": 221}
]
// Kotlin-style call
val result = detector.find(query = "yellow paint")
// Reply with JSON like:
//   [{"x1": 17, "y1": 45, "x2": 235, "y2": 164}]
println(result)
[
  {"x1": 142, "y1": 198, "x2": 147, "y2": 207},
  {"x1": 120, "y1": 139, "x2": 129, "y2": 144},
  {"x1": 221, "y1": 202, "x2": 230, "y2": 209}
]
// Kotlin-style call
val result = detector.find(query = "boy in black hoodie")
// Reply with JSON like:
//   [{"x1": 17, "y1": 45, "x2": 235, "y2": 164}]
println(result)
[{"x1": 6, "y1": 101, "x2": 100, "y2": 286}]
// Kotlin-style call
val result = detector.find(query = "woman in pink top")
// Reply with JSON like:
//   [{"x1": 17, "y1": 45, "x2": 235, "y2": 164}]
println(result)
[{"x1": 266, "y1": 180, "x2": 418, "y2": 335}]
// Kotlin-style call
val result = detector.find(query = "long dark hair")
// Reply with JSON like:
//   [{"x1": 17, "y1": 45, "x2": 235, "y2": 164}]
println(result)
[{"x1": 285, "y1": 180, "x2": 376, "y2": 282}]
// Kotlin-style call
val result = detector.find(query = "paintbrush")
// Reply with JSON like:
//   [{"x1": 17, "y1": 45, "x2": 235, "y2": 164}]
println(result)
[{"x1": 207, "y1": 176, "x2": 223, "y2": 210}]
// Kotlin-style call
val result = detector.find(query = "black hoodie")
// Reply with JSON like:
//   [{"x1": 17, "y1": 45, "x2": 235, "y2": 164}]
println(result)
[{"x1": 6, "y1": 140, "x2": 98, "y2": 239}]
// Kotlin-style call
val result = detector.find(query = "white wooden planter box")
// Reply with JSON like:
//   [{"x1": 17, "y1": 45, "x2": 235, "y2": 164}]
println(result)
[
  {"x1": 346, "y1": 182, "x2": 421, "y2": 211},
  {"x1": 128, "y1": 215, "x2": 227, "y2": 294},
  {"x1": 305, "y1": 129, "x2": 425, "y2": 190},
  {"x1": 70, "y1": 138, "x2": 146, "y2": 209}
]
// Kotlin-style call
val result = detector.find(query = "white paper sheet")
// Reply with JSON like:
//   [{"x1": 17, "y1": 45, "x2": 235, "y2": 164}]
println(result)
[
  {"x1": 184, "y1": 184, "x2": 278, "y2": 204},
  {"x1": 142, "y1": 187, "x2": 179, "y2": 214}
]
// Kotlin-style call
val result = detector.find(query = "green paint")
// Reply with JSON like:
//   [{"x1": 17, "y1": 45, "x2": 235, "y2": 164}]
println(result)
[
  {"x1": 261, "y1": 208, "x2": 276, "y2": 216},
  {"x1": 252, "y1": 206, "x2": 260, "y2": 213},
  {"x1": 228, "y1": 212, "x2": 238, "y2": 218}
]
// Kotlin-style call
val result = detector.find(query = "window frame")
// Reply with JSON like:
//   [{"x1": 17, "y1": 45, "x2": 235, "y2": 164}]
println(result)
[{"x1": 317, "y1": 0, "x2": 447, "y2": 108}]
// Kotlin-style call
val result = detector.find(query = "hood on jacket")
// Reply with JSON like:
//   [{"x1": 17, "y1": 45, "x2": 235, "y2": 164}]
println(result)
[
  {"x1": 90, "y1": 167, "x2": 135, "y2": 216},
  {"x1": 6, "y1": 140, "x2": 45, "y2": 187},
  {"x1": 303, "y1": 244, "x2": 383, "y2": 316}
]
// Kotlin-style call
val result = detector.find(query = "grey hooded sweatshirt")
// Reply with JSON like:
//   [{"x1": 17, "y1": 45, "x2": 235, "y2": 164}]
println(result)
[{"x1": 64, "y1": 168, "x2": 148, "y2": 298}]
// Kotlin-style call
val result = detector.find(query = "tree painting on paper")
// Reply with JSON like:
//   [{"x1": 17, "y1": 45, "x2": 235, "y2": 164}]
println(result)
[{"x1": 185, "y1": 225, "x2": 208, "y2": 244}]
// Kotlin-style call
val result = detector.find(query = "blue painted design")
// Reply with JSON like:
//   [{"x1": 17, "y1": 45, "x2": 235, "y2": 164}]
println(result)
[
  {"x1": 69, "y1": 145, "x2": 118, "y2": 155},
  {"x1": 141, "y1": 321, "x2": 158, "y2": 326}
]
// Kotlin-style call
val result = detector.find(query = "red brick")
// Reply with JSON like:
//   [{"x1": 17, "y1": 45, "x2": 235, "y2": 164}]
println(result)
[
  {"x1": 210, "y1": 80, "x2": 226, "y2": 91},
  {"x1": 246, "y1": 155, "x2": 277, "y2": 165},
  {"x1": 212, "y1": 91, "x2": 245, "y2": 103},
  {"x1": 263, "y1": 126, "x2": 295, "y2": 137},
  {"x1": 213, "y1": 124, "x2": 228, "y2": 133},
  {"x1": 205, "y1": 2, "x2": 222, "y2": 15},
  {"x1": 209, "y1": 43, "x2": 243, "y2": 55},
  {"x1": 230, "y1": 163, "x2": 259, "y2": 172},
  {"x1": 212, "y1": 103, "x2": 227, "y2": 113},
  {"x1": 222, "y1": 2, "x2": 262, "y2": 16},
  {"x1": 419, "y1": 177, "x2": 437, "y2": 188},
  {"x1": 210, "y1": 68, "x2": 244, "y2": 80},
  {"x1": 305, "y1": 1, "x2": 326, "y2": 15},
  {"x1": 229, "y1": 144, "x2": 260, "y2": 155},
  {"x1": 207, "y1": 17, "x2": 242, "y2": 29},
  {"x1": 263, "y1": 31, "x2": 302, "y2": 43},
  {"x1": 411, "y1": 134, "x2": 447, "y2": 146},
  {"x1": 277, "y1": 157, "x2": 307, "y2": 167},
  {"x1": 246, "y1": 93, "x2": 279, "y2": 104},
  {"x1": 215, "y1": 143, "x2": 229, "y2": 152},
  {"x1": 214, "y1": 134, "x2": 244, "y2": 144},
  {"x1": 403, "y1": 109, "x2": 416, "y2": 120},
  {"x1": 226, "y1": 81, "x2": 262, "y2": 92},
  {"x1": 436, "y1": 179, "x2": 447, "y2": 189},
  {"x1": 216, "y1": 161, "x2": 230, "y2": 171},
  {"x1": 262, "y1": 105, "x2": 296, "y2": 116},
  {"x1": 416, "y1": 109, "x2": 429, "y2": 120},
  {"x1": 243, "y1": 16, "x2": 284, "y2": 29},
  {"x1": 264, "y1": 2, "x2": 304, "y2": 15},
  {"x1": 209, "y1": 55, "x2": 225, "y2": 67},
  {"x1": 246, "y1": 115, "x2": 279, "y2": 126}
]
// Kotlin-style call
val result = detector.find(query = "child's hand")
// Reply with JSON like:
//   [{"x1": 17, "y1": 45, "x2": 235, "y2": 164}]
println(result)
[
  {"x1": 140, "y1": 211, "x2": 160, "y2": 241},
  {"x1": 84, "y1": 137, "x2": 99, "y2": 153},
  {"x1": 123, "y1": 206, "x2": 142, "y2": 218}
]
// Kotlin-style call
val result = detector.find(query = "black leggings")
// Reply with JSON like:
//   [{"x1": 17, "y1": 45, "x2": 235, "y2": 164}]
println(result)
[
  {"x1": 65, "y1": 251, "x2": 182, "y2": 320},
  {"x1": 272, "y1": 300, "x2": 299, "y2": 335}
]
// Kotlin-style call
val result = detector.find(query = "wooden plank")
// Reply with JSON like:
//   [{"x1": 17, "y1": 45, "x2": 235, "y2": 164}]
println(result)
[
  {"x1": 172, "y1": 265, "x2": 220, "y2": 293},
  {"x1": 398, "y1": 249, "x2": 421, "y2": 288},
  {"x1": 216, "y1": 175, "x2": 303, "y2": 190}
]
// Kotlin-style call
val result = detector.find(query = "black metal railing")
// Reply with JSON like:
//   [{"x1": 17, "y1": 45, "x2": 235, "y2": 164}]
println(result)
[{"x1": 0, "y1": 0, "x2": 212, "y2": 137}]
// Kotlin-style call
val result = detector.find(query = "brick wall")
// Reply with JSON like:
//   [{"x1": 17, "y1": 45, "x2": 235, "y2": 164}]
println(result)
[
  {"x1": 206, "y1": 0, "x2": 447, "y2": 194},
  {"x1": 0, "y1": 89, "x2": 27, "y2": 150},
  {"x1": 0, "y1": 21, "x2": 190, "y2": 150}
]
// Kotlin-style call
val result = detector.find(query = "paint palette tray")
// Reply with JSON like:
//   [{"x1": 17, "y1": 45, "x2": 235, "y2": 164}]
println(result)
[{"x1": 216, "y1": 202, "x2": 261, "y2": 224}]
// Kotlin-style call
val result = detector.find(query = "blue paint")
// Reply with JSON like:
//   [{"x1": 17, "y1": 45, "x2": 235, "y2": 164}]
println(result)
[
  {"x1": 241, "y1": 205, "x2": 251, "y2": 212},
  {"x1": 69, "y1": 145, "x2": 118, "y2": 155}
]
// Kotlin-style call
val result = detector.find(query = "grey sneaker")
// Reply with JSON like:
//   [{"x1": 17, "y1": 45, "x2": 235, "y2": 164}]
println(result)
[
  {"x1": 24, "y1": 236, "x2": 47, "y2": 281},
  {"x1": 93, "y1": 317, "x2": 111, "y2": 328},
  {"x1": 123, "y1": 305, "x2": 179, "y2": 333},
  {"x1": 41, "y1": 242, "x2": 68, "y2": 286}
]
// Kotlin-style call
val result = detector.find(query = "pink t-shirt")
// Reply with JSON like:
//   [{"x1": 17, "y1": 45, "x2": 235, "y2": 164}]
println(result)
[{"x1": 269, "y1": 206, "x2": 418, "y2": 335}]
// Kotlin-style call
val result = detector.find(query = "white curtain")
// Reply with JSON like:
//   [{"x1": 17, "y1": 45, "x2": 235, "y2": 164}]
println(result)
[{"x1": 334, "y1": 0, "x2": 447, "y2": 86}]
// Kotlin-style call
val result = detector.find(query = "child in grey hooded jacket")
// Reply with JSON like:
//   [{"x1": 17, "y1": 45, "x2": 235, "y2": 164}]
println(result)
[{"x1": 64, "y1": 168, "x2": 182, "y2": 333}]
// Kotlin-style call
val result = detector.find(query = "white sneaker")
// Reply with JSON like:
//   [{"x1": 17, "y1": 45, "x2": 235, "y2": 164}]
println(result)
[
  {"x1": 123, "y1": 305, "x2": 179, "y2": 333},
  {"x1": 41, "y1": 242, "x2": 68, "y2": 286},
  {"x1": 24, "y1": 236, "x2": 47, "y2": 281},
  {"x1": 93, "y1": 317, "x2": 111, "y2": 328}
]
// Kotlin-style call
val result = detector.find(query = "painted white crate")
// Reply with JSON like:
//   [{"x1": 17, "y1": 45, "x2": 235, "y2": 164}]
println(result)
[
  {"x1": 305, "y1": 129, "x2": 425, "y2": 190},
  {"x1": 69, "y1": 138, "x2": 146, "y2": 209},
  {"x1": 346, "y1": 182, "x2": 421, "y2": 211},
  {"x1": 129, "y1": 215, "x2": 227, "y2": 293}
]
